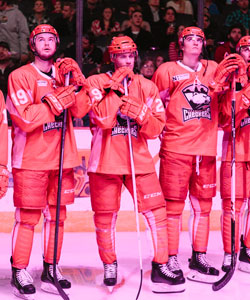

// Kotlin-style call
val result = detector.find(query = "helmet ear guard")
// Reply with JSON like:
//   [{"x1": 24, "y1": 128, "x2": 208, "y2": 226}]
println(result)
[
  {"x1": 29, "y1": 24, "x2": 60, "y2": 52},
  {"x1": 236, "y1": 36, "x2": 250, "y2": 53},
  {"x1": 178, "y1": 26, "x2": 206, "y2": 47}
]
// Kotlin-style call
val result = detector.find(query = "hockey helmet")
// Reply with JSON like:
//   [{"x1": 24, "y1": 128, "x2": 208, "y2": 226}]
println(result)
[
  {"x1": 29, "y1": 24, "x2": 60, "y2": 52},
  {"x1": 236, "y1": 36, "x2": 250, "y2": 52},
  {"x1": 179, "y1": 26, "x2": 206, "y2": 46},
  {"x1": 108, "y1": 36, "x2": 137, "y2": 55}
]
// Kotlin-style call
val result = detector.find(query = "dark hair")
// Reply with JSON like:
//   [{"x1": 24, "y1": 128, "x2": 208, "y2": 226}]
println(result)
[
  {"x1": 164, "y1": 6, "x2": 177, "y2": 21},
  {"x1": 99, "y1": 5, "x2": 116, "y2": 32},
  {"x1": 82, "y1": 32, "x2": 96, "y2": 45},
  {"x1": 228, "y1": 23, "x2": 246, "y2": 36},
  {"x1": 0, "y1": 41, "x2": 10, "y2": 51}
]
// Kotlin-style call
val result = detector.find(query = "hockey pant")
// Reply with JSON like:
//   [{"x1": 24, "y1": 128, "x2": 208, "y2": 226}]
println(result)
[
  {"x1": 93, "y1": 206, "x2": 168, "y2": 264},
  {"x1": 167, "y1": 196, "x2": 212, "y2": 255},
  {"x1": 12, "y1": 205, "x2": 66, "y2": 269}
]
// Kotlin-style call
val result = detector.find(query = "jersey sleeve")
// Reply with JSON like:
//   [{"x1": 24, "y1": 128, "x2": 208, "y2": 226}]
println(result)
[
  {"x1": 139, "y1": 80, "x2": 166, "y2": 139},
  {"x1": 6, "y1": 70, "x2": 55, "y2": 132},
  {"x1": 87, "y1": 75, "x2": 122, "y2": 129},
  {"x1": 68, "y1": 88, "x2": 91, "y2": 118},
  {"x1": 219, "y1": 87, "x2": 249, "y2": 132},
  {"x1": 0, "y1": 91, "x2": 8, "y2": 166},
  {"x1": 152, "y1": 64, "x2": 171, "y2": 108}
]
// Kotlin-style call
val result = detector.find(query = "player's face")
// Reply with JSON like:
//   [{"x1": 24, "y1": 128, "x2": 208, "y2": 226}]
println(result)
[
  {"x1": 182, "y1": 35, "x2": 203, "y2": 56},
  {"x1": 240, "y1": 46, "x2": 250, "y2": 63},
  {"x1": 112, "y1": 52, "x2": 135, "y2": 70},
  {"x1": 34, "y1": 33, "x2": 57, "y2": 60}
]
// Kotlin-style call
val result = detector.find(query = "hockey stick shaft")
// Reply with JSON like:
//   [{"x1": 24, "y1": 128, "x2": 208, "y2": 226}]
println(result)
[
  {"x1": 212, "y1": 73, "x2": 236, "y2": 291},
  {"x1": 53, "y1": 73, "x2": 70, "y2": 300},
  {"x1": 123, "y1": 77, "x2": 143, "y2": 299}
]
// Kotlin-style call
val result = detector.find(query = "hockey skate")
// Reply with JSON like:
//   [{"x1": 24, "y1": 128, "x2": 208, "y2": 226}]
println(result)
[
  {"x1": 187, "y1": 250, "x2": 219, "y2": 283},
  {"x1": 167, "y1": 255, "x2": 184, "y2": 276},
  {"x1": 11, "y1": 267, "x2": 36, "y2": 300},
  {"x1": 41, "y1": 261, "x2": 71, "y2": 295},
  {"x1": 238, "y1": 237, "x2": 250, "y2": 273},
  {"x1": 151, "y1": 261, "x2": 186, "y2": 293},
  {"x1": 103, "y1": 261, "x2": 117, "y2": 292},
  {"x1": 222, "y1": 252, "x2": 234, "y2": 272}
]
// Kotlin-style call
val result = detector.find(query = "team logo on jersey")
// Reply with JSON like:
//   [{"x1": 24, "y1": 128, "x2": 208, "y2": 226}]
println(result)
[
  {"x1": 43, "y1": 121, "x2": 62, "y2": 132},
  {"x1": 111, "y1": 111, "x2": 138, "y2": 138},
  {"x1": 182, "y1": 84, "x2": 211, "y2": 122},
  {"x1": 240, "y1": 117, "x2": 250, "y2": 128},
  {"x1": 172, "y1": 73, "x2": 190, "y2": 82}
]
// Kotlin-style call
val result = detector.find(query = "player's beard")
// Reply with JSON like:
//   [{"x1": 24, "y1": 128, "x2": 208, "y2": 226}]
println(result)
[{"x1": 36, "y1": 52, "x2": 55, "y2": 61}]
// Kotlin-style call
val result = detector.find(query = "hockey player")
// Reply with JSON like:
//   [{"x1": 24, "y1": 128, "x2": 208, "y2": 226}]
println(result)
[
  {"x1": 219, "y1": 35, "x2": 250, "y2": 273},
  {"x1": 152, "y1": 26, "x2": 221, "y2": 283},
  {"x1": 86, "y1": 35, "x2": 186, "y2": 293},
  {"x1": 0, "y1": 90, "x2": 9, "y2": 200},
  {"x1": 6, "y1": 24, "x2": 91, "y2": 299}
]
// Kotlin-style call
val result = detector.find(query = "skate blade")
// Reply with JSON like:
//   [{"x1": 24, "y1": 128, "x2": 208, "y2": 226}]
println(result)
[
  {"x1": 13, "y1": 287, "x2": 35, "y2": 300},
  {"x1": 187, "y1": 270, "x2": 219, "y2": 283},
  {"x1": 238, "y1": 261, "x2": 250, "y2": 273},
  {"x1": 151, "y1": 282, "x2": 186, "y2": 293},
  {"x1": 41, "y1": 282, "x2": 70, "y2": 295}
]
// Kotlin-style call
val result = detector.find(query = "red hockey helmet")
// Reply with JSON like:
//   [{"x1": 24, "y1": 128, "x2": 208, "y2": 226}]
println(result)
[
  {"x1": 179, "y1": 26, "x2": 206, "y2": 46},
  {"x1": 108, "y1": 36, "x2": 137, "y2": 55},
  {"x1": 29, "y1": 24, "x2": 60, "y2": 52},
  {"x1": 236, "y1": 36, "x2": 250, "y2": 52}
]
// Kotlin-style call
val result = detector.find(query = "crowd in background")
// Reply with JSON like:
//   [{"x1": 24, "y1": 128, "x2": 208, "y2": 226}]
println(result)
[{"x1": 0, "y1": 0, "x2": 249, "y2": 125}]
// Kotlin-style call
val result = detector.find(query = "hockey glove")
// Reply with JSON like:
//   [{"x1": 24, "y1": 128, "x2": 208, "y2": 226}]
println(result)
[
  {"x1": 0, "y1": 165, "x2": 9, "y2": 199},
  {"x1": 55, "y1": 58, "x2": 86, "y2": 87},
  {"x1": 120, "y1": 95, "x2": 150, "y2": 126},
  {"x1": 103, "y1": 67, "x2": 134, "y2": 96},
  {"x1": 210, "y1": 54, "x2": 247, "y2": 91},
  {"x1": 42, "y1": 85, "x2": 76, "y2": 116}
]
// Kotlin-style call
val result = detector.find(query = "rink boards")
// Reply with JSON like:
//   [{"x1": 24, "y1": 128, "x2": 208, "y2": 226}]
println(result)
[{"x1": 0, "y1": 128, "x2": 223, "y2": 232}]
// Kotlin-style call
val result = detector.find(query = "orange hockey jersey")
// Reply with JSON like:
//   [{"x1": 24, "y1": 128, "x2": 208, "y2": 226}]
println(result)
[
  {"x1": 219, "y1": 84, "x2": 250, "y2": 162},
  {"x1": 6, "y1": 63, "x2": 91, "y2": 170},
  {"x1": 0, "y1": 91, "x2": 8, "y2": 166},
  {"x1": 152, "y1": 59, "x2": 219, "y2": 156},
  {"x1": 86, "y1": 73, "x2": 165, "y2": 174}
]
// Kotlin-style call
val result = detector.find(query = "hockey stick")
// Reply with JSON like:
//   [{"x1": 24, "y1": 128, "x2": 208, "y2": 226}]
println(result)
[
  {"x1": 212, "y1": 73, "x2": 236, "y2": 291},
  {"x1": 53, "y1": 72, "x2": 70, "y2": 300},
  {"x1": 123, "y1": 77, "x2": 143, "y2": 299}
]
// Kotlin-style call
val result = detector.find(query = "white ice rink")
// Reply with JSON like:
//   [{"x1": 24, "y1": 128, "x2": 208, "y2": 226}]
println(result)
[{"x1": 0, "y1": 230, "x2": 248, "y2": 300}]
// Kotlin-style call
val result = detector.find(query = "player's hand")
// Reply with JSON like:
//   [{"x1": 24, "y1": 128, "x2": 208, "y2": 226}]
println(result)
[
  {"x1": 55, "y1": 58, "x2": 86, "y2": 87},
  {"x1": 120, "y1": 95, "x2": 150, "y2": 126},
  {"x1": 210, "y1": 54, "x2": 247, "y2": 91},
  {"x1": 103, "y1": 67, "x2": 134, "y2": 95},
  {"x1": 42, "y1": 85, "x2": 76, "y2": 116},
  {"x1": 0, "y1": 165, "x2": 9, "y2": 199}
]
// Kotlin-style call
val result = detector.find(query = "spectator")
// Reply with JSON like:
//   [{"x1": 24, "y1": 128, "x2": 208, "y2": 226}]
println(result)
[
  {"x1": 167, "y1": 24, "x2": 185, "y2": 61},
  {"x1": 204, "y1": 0, "x2": 220, "y2": 15},
  {"x1": 0, "y1": 0, "x2": 29, "y2": 64},
  {"x1": 28, "y1": 0, "x2": 50, "y2": 33},
  {"x1": 214, "y1": 23, "x2": 245, "y2": 63},
  {"x1": 49, "y1": 0, "x2": 62, "y2": 24},
  {"x1": 159, "y1": 7, "x2": 178, "y2": 50},
  {"x1": 224, "y1": 0, "x2": 250, "y2": 35},
  {"x1": 124, "y1": 10, "x2": 154, "y2": 55},
  {"x1": 203, "y1": 13, "x2": 218, "y2": 59},
  {"x1": 121, "y1": 3, "x2": 151, "y2": 32},
  {"x1": 139, "y1": 56, "x2": 156, "y2": 79},
  {"x1": 154, "y1": 53, "x2": 166, "y2": 68},
  {"x1": 53, "y1": 1, "x2": 76, "y2": 55},
  {"x1": 91, "y1": 5, "x2": 120, "y2": 50},
  {"x1": 83, "y1": 0, "x2": 103, "y2": 33},
  {"x1": 166, "y1": 0, "x2": 193, "y2": 16}
]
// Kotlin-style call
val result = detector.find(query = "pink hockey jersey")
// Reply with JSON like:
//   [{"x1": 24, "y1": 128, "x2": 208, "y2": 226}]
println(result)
[
  {"x1": 0, "y1": 91, "x2": 8, "y2": 166},
  {"x1": 6, "y1": 63, "x2": 91, "y2": 170},
  {"x1": 152, "y1": 59, "x2": 219, "y2": 156},
  {"x1": 86, "y1": 73, "x2": 165, "y2": 174},
  {"x1": 219, "y1": 84, "x2": 250, "y2": 162}
]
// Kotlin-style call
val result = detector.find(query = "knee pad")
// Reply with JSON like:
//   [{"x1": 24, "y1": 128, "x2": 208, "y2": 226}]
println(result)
[
  {"x1": 43, "y1": 205, "x2": 67, "y2": 223},
  {"x1": 190, "y1": 195, "x2": 212, "y2": 215},
  {"x1": 166, "y1": 199, "x2": 185, "y2": 216},
  {"x1": 15, "y1": 208, "x2": 41, "y2": 227}
]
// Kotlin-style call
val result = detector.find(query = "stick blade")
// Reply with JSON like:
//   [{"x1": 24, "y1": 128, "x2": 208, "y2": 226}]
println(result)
[{"x1": 212, "y1": 267, "x2": 235, "y2": 291}]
